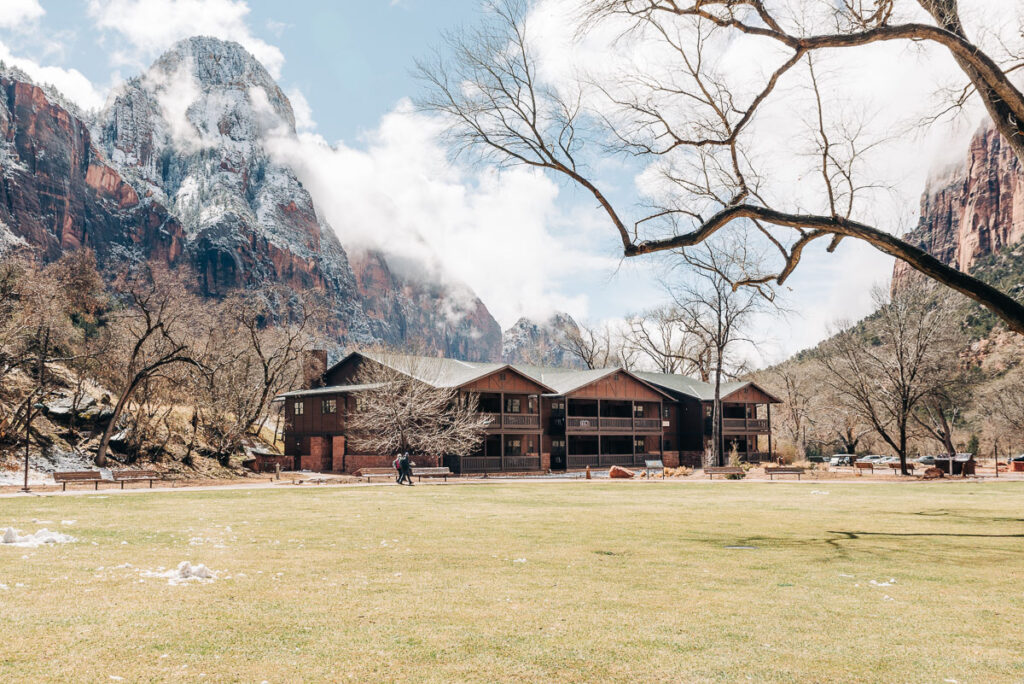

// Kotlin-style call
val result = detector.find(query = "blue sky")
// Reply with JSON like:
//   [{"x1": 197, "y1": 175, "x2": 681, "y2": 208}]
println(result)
[{"x1": 0, "y1": 0, "x2": 928, "y2": 364}]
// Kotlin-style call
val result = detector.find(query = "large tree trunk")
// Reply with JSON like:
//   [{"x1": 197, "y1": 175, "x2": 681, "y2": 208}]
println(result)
[{"x1": 95, "y1": 378, "x2": 140, "y2": 467}]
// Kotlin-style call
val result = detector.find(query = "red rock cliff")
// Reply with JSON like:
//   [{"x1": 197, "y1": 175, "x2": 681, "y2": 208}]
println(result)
[{"x1": 894, "y1": 123, "x2": 1024, "y2": 289}]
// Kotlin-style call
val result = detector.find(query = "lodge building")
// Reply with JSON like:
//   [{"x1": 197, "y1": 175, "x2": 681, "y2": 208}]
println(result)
[{"x1": 276, "y1": 351, "x2": 780, "y2": 474}]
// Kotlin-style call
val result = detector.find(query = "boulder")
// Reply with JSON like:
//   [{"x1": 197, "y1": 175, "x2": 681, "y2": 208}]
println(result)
[
  {"x1": 923, "y1": 466, "x2": 944, "y2": 479},
  {"x1": 609, "y1": 465, "x2": 635, "y2": 479}
]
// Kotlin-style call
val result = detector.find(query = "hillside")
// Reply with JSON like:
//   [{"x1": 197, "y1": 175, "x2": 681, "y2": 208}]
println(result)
[{"x1": 760, "y1": 121, "x2": 1024, "y2": 459}]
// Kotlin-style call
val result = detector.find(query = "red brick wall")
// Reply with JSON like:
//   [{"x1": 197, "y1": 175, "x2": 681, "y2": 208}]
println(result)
[
  {"x1": 345, "y1": 453, "x2": 396, "y2": 474},
  {"x1": 541, "y1": 452, "x2": 551, "y2": 471},
  {"x1": 331, "y1": 436, "x2": 346, "y2": 472},
  {"x1": 310, "y1": 436, "x2": 328, "y2": 472}
]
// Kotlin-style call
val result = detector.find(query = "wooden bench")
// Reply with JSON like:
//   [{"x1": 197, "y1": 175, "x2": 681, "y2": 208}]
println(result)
[
  {"x1": 765, "y1": 466, "x2": 805, "y2": 480},
  {"x1": 644, "y1": 459, "x2": 665, "y2": 479},
  {"x1": 358, "y1": 467, "x2": 397, "y2": 481},
  {"x1": 53, "y1": 471, "x2": 106, "y2": 491},
  {"x1": 888, "y1": 462, "x2": 915, "y2": 474},
  {"x1": 705, "y1": 466, "x2": 745, "y2": 479},
  {"x1": 854, "y1": 461, "x2": 875, "y2": 474},
  {"x1": 111, "y1": 470, "x2": 160, "y2": 489},
  {"x1": 411, "y1": 467, "x2": 451, "y2": 482}
]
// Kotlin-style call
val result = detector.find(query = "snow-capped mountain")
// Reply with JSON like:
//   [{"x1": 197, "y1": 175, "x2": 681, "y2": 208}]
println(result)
[
  {"x1": 0, "y1": 37, "x2": 500, "y2": 360},
  {"x1": 501, "y1": 312, "x2": 583, "y2": 368}
]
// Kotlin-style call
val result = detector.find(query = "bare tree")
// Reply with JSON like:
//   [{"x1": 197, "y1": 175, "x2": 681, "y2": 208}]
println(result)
[
  {"x1": 560, "y1": 321, "x2": 613, "y2": 369},
  {"x1": 347, "y1": 354, "x2": 490, "y2": 460},
  {"x1": 626, "y1": 304, "x2": 713, "y2": 377},
  {"x1": 766, "y1": 364, "x2": 815, "y2": 460},
  {"x1": 196, "y1": 287, "x2": 324, "y2": 464},
  {"x1": 94, "y1": 266, "x2": 205, "y2": 467},
  {"x1": 818, "y1": 282, "x2": 965, "y2": 473},
  {"x1": 419, "y1": 0, "x2": 1024, "y2": 333},
  {"x1": 981, "y1": 369, "x2": 1024, "y2": 454},
  {"x1": 669, "y1": 239, "x2": 777, "y2": 466}
]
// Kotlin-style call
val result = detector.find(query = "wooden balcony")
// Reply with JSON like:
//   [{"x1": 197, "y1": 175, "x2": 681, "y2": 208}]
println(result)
[
  {"x1": 723, "y1": 418, "x2": 770, "y2": 434},
  {"x1": 503, "y1": 414, "x2": 540, "y2": 428},
  {"x1": 567, "y1": 416, "x2": 599, "y2": 431},
  {"x1": 565, "y1": 417, "x2": 664, "y2": 432},
  {"x1": 480, "y1": 413, "x2": 540, "y2": 429}
]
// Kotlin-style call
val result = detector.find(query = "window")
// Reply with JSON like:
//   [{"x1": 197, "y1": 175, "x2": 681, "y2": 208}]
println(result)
[
  {"x1": 663, "y1": 406, "x2": 670, "y2": 419},
  {"x1": 705, "y1": 405, "x2": 713, "y2": 418},
  {"x1": 552, "y1": 439, "x2": 565, "y2": 449},
  {"x1": 528, "y1": 439, "x2": 534, "y2": 451},
  {"x1": 321, "y1": 399, "x2": 336, "y2": 414},
  {"x1": 633, "y1": 404, "x2": 645, "y2": 416},
  {"x1": 634, "y1": 438, "x2": 645, "y2": 452},
  {"x1": 506, "y1": 439, "x2": 521, "y2": 455},
  {"x1": 528, "y1": 396, "x2": 536, "y2": 413},
  {"x1": 506, "y1": 398, "x2": 520, "y2": 413},
  {"x1": 499, "y1": 372, "x2": 507, "y2": 381},
  {"x1": 551, "y1": 401, "x2": 564, "y2": 411},
  {"x1": 293, "y1": 401, "x2": 304, "y2": 416}
]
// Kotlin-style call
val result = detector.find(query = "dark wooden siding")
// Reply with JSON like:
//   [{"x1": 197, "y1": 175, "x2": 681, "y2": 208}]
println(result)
[{"x1": 568, "y1": 371, "x2": 666, "y2": 401}]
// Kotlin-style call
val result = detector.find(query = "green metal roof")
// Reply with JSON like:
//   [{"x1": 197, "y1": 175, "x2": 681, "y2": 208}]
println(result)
[
  {"x1": 275, "y1": 383, "x2": 385, "y2": 399},
  {"x1": 634, "y1": 371, "x2": 781, "y2": 403}
]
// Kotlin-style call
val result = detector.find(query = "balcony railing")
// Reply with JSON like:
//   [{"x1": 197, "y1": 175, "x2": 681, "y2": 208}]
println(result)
[
  {"x1": 480, "y1": 413, "x2": 540, "y2": 429},
  {"x1": 565, "y1": 417, "x2": 664, "y2": 432},
  {"x1": 503, "y1": 414, "x2": 540, "y2": 428},
  {"x1": 567, "y1": 416, "x2": 599, "y2": 431},
  {"x1": 723, "y1": 418, "x2": 769, "y2": 432},
  {"x1": 633, "y1": 418, "x2": 663, "y2": 431}
]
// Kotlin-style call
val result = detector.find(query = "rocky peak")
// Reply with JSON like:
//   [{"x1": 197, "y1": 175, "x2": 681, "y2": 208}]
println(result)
[
  {"x1": 502, "y1": 312, "x2": 582, "y2": 368},
  {"x1": 894, "y1": 122, "x2": 1024, "y2": 290}
]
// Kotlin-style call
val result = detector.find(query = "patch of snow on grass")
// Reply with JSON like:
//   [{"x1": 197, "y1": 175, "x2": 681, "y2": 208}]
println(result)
[
  {"x1": 869, "y1": 578, "x2": 897, "y2": 587},
  {"x1": 1, "y1": 527, "x2": 77, "y2": 547},
  {"x1": 141, "y1": 561, "x2": 218, "y2": 585}
]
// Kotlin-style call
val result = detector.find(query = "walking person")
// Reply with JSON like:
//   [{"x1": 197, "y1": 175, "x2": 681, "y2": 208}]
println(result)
[
  {"x1": 393, "y1": 453, "x2": 403, "y2": 484},
  {"x1": 396, "y1": 452, "x2": 414, "y2": 485}
]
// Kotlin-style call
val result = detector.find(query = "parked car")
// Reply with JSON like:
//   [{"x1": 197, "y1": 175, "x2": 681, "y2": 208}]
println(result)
[
  {"x1": 1011, "y1": 454, "x2": 1024, "y2": 462},
  {"x1": 916, "y1": 455, "x2": 937, "y2": 466},
  {"x1": 878, "y1": 456, "x2": 900, "y2": 465},
  {"x1": 856, "y1": 455, "x2": 887, "y2": 464},
  {"x1": 830, "y1": 454, "x2": 853, "y2": 466}
]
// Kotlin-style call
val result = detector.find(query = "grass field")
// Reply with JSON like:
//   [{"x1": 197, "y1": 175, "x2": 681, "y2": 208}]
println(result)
[{"x1": 2, "y1": 481, "x2": 1022, "y2": 682}]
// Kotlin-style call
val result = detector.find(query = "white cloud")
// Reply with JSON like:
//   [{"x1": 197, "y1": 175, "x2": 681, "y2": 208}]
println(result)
[
  {"x1": 265, "y1": 100, "x2": 613, "y2": 327},
  {"x1": 286, "y1": 87, "x2": 315, "y2": 132},
  {"x1": 0, "y1": 42, "x2": 106, "y2": 111},
  {"x1": 86, "y1": 0, "x2": 284, "y2": 77},
  {"x1": 0, "y1": 0, "x2": 44, "y2": 29}
]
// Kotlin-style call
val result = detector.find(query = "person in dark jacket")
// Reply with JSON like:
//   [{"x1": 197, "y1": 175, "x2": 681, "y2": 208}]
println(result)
[{"x1": 398, "y1": 452, "x2": 414, "y2": 485}]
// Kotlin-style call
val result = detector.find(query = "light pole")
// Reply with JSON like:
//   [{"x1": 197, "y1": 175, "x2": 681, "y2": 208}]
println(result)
[{"x1": 21, "y1": 402, "x2": 45, "y2": 494}]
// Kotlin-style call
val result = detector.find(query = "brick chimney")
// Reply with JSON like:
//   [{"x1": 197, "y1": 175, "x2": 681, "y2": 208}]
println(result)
[{"x1": 301, "y1": 349, "x2": 328, "y2": 389}]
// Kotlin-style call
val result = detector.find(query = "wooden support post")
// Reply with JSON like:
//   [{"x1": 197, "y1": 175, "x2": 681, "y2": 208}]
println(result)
[{"x1": 767, "y1": 403, "x2": 773, "y2": 463}]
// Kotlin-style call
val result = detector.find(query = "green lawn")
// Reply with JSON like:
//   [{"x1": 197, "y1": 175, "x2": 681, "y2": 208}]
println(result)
[{"x1": 1, "y1": 481, "x2": 1022, "y2": 682}]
